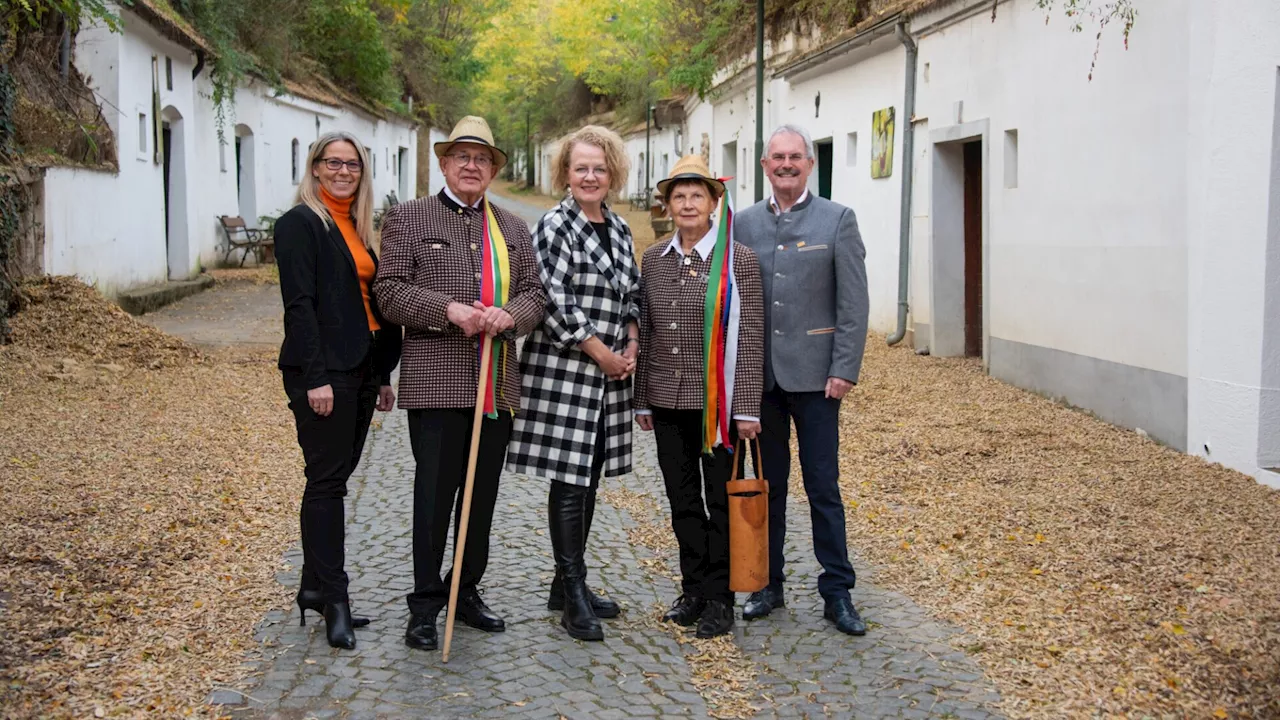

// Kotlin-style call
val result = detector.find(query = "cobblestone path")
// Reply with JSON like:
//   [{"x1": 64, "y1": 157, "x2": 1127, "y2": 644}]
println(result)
[
  {"x1": 224, "y1": 400, "x2": 1003, "y2": 719},
  {"x1": 223, "y1": 195, "x2": 1004, "y2": 718}
]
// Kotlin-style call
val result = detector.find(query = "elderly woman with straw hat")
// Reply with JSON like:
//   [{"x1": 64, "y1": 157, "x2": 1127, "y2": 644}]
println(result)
[
  {"x1": 275, "y1": 131, "x2": 402, "y2": 650},
  {"x1": 634, "y1": 154, "x2": 765, "y2": 638},
  {"x1": 507, "y1": 125, "x2": 639, "y2": 642},
  {"x1": 373, "y1": 116, "x2": 547, "y2": 653}
]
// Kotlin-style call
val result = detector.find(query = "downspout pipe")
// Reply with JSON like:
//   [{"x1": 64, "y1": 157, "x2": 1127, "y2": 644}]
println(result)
[{"x1": 887, "y1": 20, "x2": 917, "y2": 346}]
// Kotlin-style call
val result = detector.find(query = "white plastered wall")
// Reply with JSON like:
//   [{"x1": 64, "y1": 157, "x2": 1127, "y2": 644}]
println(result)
[{"x1": 1185, "y1": 0, "x2": 1280, "y2": 486}]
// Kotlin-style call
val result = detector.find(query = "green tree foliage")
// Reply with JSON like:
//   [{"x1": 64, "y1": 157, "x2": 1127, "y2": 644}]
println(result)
[
  {"x1": 168, "y1": 0, "x2": 483, "y2": 132},
  {"x1": 297, "y1": 0, "x2": 394, "y2": 101},
  {"x1": 2, "y1": 0, "x2": 123, "y2": 35},
  {"x1": 376, "y1": 0, "x2": 488, "y2": 125}
]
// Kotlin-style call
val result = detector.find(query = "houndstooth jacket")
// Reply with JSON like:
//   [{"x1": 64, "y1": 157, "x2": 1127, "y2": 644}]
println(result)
[
  {"x1": 507, "y1": 197, "x2": 641, "y2": 487},
  {"x1": 372, "y1": 190, "x2": 547, "y2": 410},
  {"x1": 633, "y1": 232, "x2": 765, "y2": 419}
]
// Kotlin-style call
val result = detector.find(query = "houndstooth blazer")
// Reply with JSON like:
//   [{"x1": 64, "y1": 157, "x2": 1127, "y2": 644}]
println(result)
[
  {"x1": 507, "y1": 197, "x2": 641, "y2": 487},
  {"x1": 633, "y1": 234, "x2": 765, "y2": 419},
  {"x1": 372, "y1": 190, "x2": 547, "y2": 410}
]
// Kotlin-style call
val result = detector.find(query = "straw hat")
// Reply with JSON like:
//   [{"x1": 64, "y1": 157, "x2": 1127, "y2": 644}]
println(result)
[
  {"x1": 434, "y1": 116, "x2": 508, "y2": 171},
  {"x1": 656, "y1": 154, "x2": 726, "y2": 198}
]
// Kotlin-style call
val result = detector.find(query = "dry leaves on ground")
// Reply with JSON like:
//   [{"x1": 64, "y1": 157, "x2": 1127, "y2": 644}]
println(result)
[
  {"x1": 0, "y1": 278, "x2": 302, "y2": 719},
  {"x1": 601, "y1": 486, "x2": 762, "y2": 719},
  {"x1": 840, "y1": 339, "x2": 1280, "y2": 719},
  {"x1": 209, "y1": 267, "x2": 278, "y2": 286}
]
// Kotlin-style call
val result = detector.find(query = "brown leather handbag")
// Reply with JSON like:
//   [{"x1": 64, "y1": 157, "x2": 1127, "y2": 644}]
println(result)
[{"x1": 727, "y1": 439, "x2": 769, "y2": 593}]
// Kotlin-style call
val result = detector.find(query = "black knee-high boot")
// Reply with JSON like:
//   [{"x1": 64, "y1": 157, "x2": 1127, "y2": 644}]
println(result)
[
  {"x1": 547, "y1": 483, "x2": 621, "y2": 618},
  {"x1": 548, "y1": 482, "x2": 603, "y2": 641}
]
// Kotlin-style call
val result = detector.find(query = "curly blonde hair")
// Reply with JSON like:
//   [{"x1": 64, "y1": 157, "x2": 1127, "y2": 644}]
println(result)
[{"x1": 551, "y1": 125, "x2": 631, "y2": 198}]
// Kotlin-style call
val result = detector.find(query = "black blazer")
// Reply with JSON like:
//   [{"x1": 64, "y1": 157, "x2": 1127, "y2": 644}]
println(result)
[{"x1": 276, "y1": 203, "x2": 402, "y2": 389}]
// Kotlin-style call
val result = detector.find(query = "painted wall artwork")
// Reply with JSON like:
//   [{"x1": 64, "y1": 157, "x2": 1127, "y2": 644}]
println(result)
[{"x1": 871, "y1": 107, "x2": 895, "y2": 179}]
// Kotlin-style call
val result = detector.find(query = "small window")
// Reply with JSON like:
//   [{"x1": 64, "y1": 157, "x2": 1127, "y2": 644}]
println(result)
[
  {"x1": 846, "y1": 132, "x2": 858, "y2": 166},
  {"x1": 1004, "y1": 129, "x2": 1019, "y2": 189},
  {"x1": 291, "y1": 139, "x2": 300, "y2": 184},
  {"x1": 138, "y1": 113, "x2": 148, "y2": 157},
  {"x1": 165, "y1": 57, "x2": 173, "y2": 90},
  {"x1": 367, "y1": 147, "x2": 376, "y2": 179}
]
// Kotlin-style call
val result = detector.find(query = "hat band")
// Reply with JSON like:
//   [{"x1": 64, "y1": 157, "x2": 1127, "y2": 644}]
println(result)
[
  {"x1": 667, "y1": 171, "x2": 714, "y2": 183},
  {"x1": 451, "y1": 135, "x2": 492, "y2": 147}
]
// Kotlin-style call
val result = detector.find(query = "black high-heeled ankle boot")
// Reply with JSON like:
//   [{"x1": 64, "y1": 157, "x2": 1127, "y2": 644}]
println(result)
[
  {"x1": 322, "y1": 601, "x2": 357, "y2": 650},
  {"x1": 548, "y1": 484, "x2": 603, "y2": 641},
  {"x1": 296, "y1": 590, "x2": 372, "y2": 628}
]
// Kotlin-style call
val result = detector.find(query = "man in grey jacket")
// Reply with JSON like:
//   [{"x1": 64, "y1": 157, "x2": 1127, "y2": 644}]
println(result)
[{"x1": 733, "y1": 124, "x2": 869, "y2": 635}]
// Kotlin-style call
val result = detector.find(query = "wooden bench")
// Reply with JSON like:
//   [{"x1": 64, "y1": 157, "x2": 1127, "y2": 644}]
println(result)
[{"x1": 219, "y1": 215, "x2": 274, "y2": 267}]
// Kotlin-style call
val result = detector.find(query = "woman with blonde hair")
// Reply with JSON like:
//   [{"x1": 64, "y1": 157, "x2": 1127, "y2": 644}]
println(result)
[
  {"x1": 508, "y1": 125, "x2": 638, "y2": 641},
  {"x1": 275, "y1": 131, "x2": 402, "y2": 650}
]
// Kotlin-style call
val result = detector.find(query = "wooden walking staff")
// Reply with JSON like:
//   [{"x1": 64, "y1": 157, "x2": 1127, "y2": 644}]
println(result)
[{"x1": 442, "y1": 334, "x2": 494, "y2": 663}]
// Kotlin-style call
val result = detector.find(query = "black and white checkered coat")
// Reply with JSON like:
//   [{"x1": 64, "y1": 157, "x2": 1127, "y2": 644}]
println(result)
[{"x1": 507, "y1": 197, "x2": 641, "y2": 487}]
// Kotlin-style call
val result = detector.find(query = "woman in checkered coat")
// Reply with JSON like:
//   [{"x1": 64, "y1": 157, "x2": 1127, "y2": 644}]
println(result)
[{"x1": 507, "y1": 126, "x2": 640, "y2": 642}]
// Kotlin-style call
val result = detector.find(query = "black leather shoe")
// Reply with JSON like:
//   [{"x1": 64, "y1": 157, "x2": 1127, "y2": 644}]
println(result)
[
  {"x1": 404, "y1": 612, "x2": 439, "y2": 651},
  {"x1": 458, "y1": 588, "x2": 505, "y2": 632},
  {"x1": 663, "y1": 595, "x2": 706, "y2": 627},
  {"x1": 742, "y1": 586, "x2": 785, "y2": 621},
  {"x1": 322, "y1": 601, "x2": 356, "y2": 649},
  {"x1": 297, "y1": 590, "x2": 371, "y2": 628},
  {"x1": 547, "y1": 572, "x2": 621, "y2": 619},
  {"x1": 823, "y1": 597, "x2": 868, "y2": 636},
  {"x1": 696, "y1": 599, "x2": 735, "y2": 638}
]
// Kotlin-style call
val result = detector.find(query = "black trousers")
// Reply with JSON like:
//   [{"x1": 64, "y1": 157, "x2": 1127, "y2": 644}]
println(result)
[
  {"x1": 405, "y1": 408, "x2": 513, "y2": 617},
  {"x1": 283, "y1": 357, "x2": 379, "y2": 604},
  {"x1": 652, "y1": 408, "x2": 735, "y2": 604}
]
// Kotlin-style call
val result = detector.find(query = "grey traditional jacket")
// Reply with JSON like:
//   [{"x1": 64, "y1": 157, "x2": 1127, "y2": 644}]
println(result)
[{"x1": 733, "y1": 193, "x2": 869, "y2": 392}]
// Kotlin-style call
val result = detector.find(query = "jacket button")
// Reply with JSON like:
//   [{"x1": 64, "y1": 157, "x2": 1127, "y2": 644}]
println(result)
[
  {"x1": 777, "y1": 244, "x2": 784, "y2": 251},
  {"x1": 675, "y1": 369, "x2": 682, "y2": 377},
  {"x1": 671, "y1": 347, "x2": 679, "y2": 355},
  {"x1": 671, "y1": 300, "x2": 678, "y2": 307},
  {"x1": 475, "y1": 272, "x2": 482, "y2": 279},
  {"x1": 776, "y1": 272, "x2": 785, "y2": 278},
  {"x1": 774, "y1": 330, "x2": 783, "y2": 335},
  {"x1": 669, "y1": 322, "x2": 677, "y2": 330},
  {"x1": 471, "y1": 243, "x2": 478, "y2": 250},
  {"x1": 774, "y1": 301, "x2": 782, "y2": 306}
]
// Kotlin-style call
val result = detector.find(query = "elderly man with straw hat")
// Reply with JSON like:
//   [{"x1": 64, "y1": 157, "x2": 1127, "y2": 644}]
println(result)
[{"x1": 373, "y1": 116, "x2": 547, "y2": 652}]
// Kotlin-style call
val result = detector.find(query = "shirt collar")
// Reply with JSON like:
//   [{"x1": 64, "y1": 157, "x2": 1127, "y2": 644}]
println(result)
[
  {"x1": 441, "y1": 185, "x2": 484, "y2": 211},
  {"x1": 661, "y1": 225, "x2": 717, "y2": 261},
  {"x1": 769, "y1": 189, "x2": 811, "y2": 214}
]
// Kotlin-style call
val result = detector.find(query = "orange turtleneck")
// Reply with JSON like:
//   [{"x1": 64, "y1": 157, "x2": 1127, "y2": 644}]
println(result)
[{"x1": 321, "y1": 187, "x2": 379, "y2": 331}]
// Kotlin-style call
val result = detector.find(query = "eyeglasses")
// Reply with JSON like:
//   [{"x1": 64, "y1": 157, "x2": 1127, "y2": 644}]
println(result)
[
  {"x1": 572, "y1": 166, "x2": 609, "y2": 177},
  {"x1": 449, "y1": 152, "x2": 494, "y2": 169},
  {"x1": 318, "y1": 158, "x2": 363, "y2": 172},
  {"x1": 769, "y1": 153, "x2": 808, "y2": 163}
]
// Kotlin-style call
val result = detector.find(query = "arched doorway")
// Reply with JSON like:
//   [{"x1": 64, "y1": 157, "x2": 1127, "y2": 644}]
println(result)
[
  {"x1": 161, "y1": 105, "x2": 189, "y2": 279},
  {"x1": 235, "y1": 124, "x2": 257, "y2": 224}
]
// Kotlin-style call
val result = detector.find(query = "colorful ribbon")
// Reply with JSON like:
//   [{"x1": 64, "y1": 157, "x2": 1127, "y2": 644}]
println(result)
[
  {"x1": 701, "y1": 184, "x2": 741, "y2": 454},
  {"x1": 479, "y1": 198, "x2": 510, "y2": 418}
]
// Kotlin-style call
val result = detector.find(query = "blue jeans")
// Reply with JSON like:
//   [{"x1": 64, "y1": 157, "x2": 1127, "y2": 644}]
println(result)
[{"x1": 758, "y1": 387, "x2": 857, "y2": 601}]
